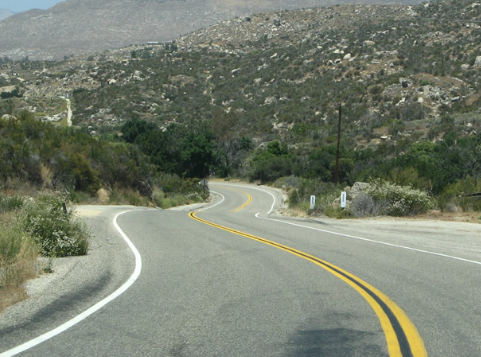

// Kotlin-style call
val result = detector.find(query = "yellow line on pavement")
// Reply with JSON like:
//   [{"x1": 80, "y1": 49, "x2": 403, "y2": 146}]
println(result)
[
  {"x1": 189, "y1": 211, "x2": 427, "y2": 357},
  {"x1": 219, "y1": 187, "x2": 252, "y2": 212},
  {"x1": 232, "y1": 192, "x2": 252, "y2": 212}
]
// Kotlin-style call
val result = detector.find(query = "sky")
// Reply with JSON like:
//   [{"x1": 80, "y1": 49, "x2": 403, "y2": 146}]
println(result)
[{"x1": 0, "y1": 0, "x2": 65, "y2": 13}]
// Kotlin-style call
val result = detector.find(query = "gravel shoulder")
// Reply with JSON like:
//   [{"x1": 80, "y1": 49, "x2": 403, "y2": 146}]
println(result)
[
  {"x1": 0, "y1": 205, "x2": 141, "y2": 352},
  {"x1": 274, "y1": 208, "x2": 481, "y2": 264}
]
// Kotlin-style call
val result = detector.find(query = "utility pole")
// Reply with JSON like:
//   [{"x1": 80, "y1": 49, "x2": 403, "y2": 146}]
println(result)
[{"x1": 335, "y1": 103, "x2": 342, "y2": 185}]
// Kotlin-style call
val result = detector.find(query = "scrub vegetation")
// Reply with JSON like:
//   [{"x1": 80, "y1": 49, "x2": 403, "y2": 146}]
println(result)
[
  {"x1": 0, "y1": 193, "x2": 91, "y2": 312},
  {"x1": 3, "y1": 0, "x2": 480, "y2": 217}
]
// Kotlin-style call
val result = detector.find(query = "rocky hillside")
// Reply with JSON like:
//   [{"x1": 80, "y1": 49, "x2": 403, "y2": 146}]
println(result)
[
  {"x1": 1, "y1": 0, "x2": 480, "y2": 148},
  {"x1": 0, "y1": 0, "x2": 421, "y2": 61},
  {"x1": 1, "y1": 0, "x2": 480, "y2": 195}
]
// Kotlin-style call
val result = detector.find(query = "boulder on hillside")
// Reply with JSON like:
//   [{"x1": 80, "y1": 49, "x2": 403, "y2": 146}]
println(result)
[
  {"x1": 475, "y1": 56, "x2": 481, "y2": 67},
  {"x1": 1, "y1": 114, "x2": 17, "y2": 121},
  {"x1": 345, "y1": 182, "x2": 371, "y2": 200},
  {"x1": 332, "y1": 182, "x2": 371, "y2": 210}
]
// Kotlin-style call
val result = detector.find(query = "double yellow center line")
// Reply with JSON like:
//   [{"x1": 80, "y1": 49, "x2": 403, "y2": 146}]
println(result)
[
  {"x1": 232, "y1": 191, "x2": 252, "y2": 212},
  {"x1": 189, "y1": 193, "x2": 426, "y2": 356}
]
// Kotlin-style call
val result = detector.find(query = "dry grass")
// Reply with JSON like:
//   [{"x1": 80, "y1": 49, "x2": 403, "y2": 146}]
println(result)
[
  {"x1": 409, "y1": 210, "x2": 481, "y2": 224},
  {"x1": 0, "y1": 212, "x2": 40, "y2": 313},
  {"x1": 0, "y1": 254, "x2": 39, "y2": 313},
  {"x1": 277, "y1": 207, "x2": 310, "y2": 218},
  {"x1": 40, "y1": 164, "x2": 54, "y2": 189},
  {"x1": 0, "y1": 285, "x2": 29, "y2": 313},
  {"x1": 96, "y1": 188, "x2": 109, "y2": 204}
]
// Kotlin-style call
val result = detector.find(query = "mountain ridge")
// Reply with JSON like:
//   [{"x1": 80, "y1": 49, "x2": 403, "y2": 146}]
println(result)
[{"x1": 0, "y1": 9, "x2": 15, "y2": 21}]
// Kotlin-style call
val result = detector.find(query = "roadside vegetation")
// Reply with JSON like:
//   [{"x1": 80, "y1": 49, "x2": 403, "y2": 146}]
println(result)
[
  {"x1": 0, "y1": 193, "x2": 90, "y2": 313},
  {"x1": 0, "y1": 110, "x2": 211, "y2": 311},
  {"x1": 0, "y1": 111, "x2": 209, "y2": 206},
  {"x1": 275, "y1": 176, "x2": 480, "y2": 220}
]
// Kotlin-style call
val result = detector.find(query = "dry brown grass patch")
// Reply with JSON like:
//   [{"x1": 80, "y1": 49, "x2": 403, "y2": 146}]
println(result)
[
  {"x1": 0, "y1": 285, "x2": 29, "y2": 314},
  {"x1": 0, "y1": 212, "x2": 40, "y2": 313}
]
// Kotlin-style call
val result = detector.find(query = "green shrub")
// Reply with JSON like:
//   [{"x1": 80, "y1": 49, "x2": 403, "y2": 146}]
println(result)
[
  {"x1": 108, "y1": 189, "x2": 122, "y2": 205},
  {"x1": 324, "y1": 205, "x2": 353, "y2": 219},
  {"x1": 249, "y1": 141, "x2": 295, "y2": 183},
  {"x1": 152, "y1": 183, "x2": 205, "y2": 209},
  {"x1": 0, "y1": 213, "x2": 35, "y2": 266},
  {"x1": 369, "y1": 85, "x2": 383, "y2": 95},
  {"x1": 153, "y1": 194, "x2": 183, "y2": 209},
  {"x1": 366, "y1": 179, "x2": 434, "y2": 216},
  {"x1": 438, "y1": 176, "x2": 481, "y2": 212},
  {"x1": 273, "y1": 176, "x2": 303, "y2": 189},
  {"x1": 21, "y1": 194, "x2": 90, "y2": 257},
  {"x1": 284, "y1": 177, "x2": 341, "y2": 215},
  {"x1": 179, "y1": 178, "x2": 209, "y2": 201},
  {"x1": 123, "y1": 190, "x2": 145, "y2": 206},
  {"x1": 0, "y1": 195, "x2": 25, "y2": 213},
  {"x1": 68, "y1": 190, "x2": 92, "y2": 204},
  {"x1": 107, "y1": 188, "x2": 149, "y2": 206}
]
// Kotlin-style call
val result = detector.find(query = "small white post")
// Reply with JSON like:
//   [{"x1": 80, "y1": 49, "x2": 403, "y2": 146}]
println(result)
[
  {"x1": 310, "y1": 195, "x2": 316, "y2": 210},
  {"x1": 340, "y1": 192, "x2": 347, "y2": 209}
]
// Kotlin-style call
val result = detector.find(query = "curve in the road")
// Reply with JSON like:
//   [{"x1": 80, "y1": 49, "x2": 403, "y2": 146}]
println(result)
[
  {"x1": 0, "y1": 210, "x2": 142, "y2": 357},
  {"x1": 230, "y1": 189, "x2": 252, "y2": 212},
  {"x1": 211, "y1": 182, "x2": 277, "y2": 214},
  {"x1": 190, "y1": 193, "x2": 427, "y2": 357}
]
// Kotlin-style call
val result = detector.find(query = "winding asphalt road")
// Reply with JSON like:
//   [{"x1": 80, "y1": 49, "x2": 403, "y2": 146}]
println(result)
[{"x1": 1, "y1": 182, "x2": 481, "y2": 356}]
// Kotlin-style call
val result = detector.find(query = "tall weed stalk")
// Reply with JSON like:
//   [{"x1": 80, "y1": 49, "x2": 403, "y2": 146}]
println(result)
[{"x1": 0, "y1": 213, "x2": 39, "y2": 312}]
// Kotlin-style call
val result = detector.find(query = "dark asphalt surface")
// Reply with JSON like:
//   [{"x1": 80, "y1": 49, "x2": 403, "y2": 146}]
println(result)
[{"x1": 1, "y1": 182, "x2": 481, "y2": 356}]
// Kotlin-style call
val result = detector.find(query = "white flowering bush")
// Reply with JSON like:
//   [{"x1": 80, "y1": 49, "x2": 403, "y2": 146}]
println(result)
[
  {"x1": 366, "y1": 179, "x2": 434, "y2": 216},
  {"x1": 21, "y1": 194, "x2": 89, "y2": 257}
]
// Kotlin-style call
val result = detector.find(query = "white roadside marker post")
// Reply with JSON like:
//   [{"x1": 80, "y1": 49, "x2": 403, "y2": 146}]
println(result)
[{"x1": 340, "y1": 192, "x2": 347, "y2": 210}]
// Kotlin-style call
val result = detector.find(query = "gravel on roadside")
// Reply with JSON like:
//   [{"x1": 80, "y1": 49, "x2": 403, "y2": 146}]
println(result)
[{"x1": 0, "y1": 205, "x2": 139, "y2": 351}]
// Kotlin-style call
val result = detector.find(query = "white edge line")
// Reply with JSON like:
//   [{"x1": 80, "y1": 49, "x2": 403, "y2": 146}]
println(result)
[
  {"x1": 255, "y1": 213, "x2": 481, "y2": 267},
  {"x1": 197, "y1": 190, "x2": 225, "y2": 212},
  {"x1": 1, "y1": 210, "x2": 142, "y2": 357},
  {"x1": 211, "y1": 183, "x2": 481, "y2": 266}
]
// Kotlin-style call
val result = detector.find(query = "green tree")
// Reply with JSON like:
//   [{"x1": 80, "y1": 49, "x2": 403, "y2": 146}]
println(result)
[
  {"x1": 179, "y1": 130, "x2": 216, "y2": 178},
  {"x1": 330, "y1": 158, "x2": 354, "y2": 184},
  {"x1": 121, "y1": 118, "x2": 158, "y2": 143},
  {"x1": 304, "y1": 146, "x2": 336, "y2": 181},
  {"x1": 250, "y1": 141, "x2": 294, "y2": 183},
  {"x1": 70, "y1": 153, "x2": 101, "y2": 194}
]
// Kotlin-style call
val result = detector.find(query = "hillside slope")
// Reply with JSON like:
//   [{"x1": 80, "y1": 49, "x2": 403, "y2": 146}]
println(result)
[{"x1": 0, "y1": 0, "x2": 480, "y2": 196}]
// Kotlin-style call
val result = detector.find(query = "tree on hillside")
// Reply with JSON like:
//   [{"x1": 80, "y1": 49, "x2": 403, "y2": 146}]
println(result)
[
  {"x1": 178, "y1": 129, "x2": 215, "y2": 179},
  {"x1": 250, "y1": 141, "x2": 295, "y2": 183},
  {"x1": 121, "y1": 118, "x2": 158, "y2": 143}
]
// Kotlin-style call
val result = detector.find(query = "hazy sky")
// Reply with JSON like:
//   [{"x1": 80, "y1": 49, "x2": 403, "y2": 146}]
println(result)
[{"x1": 0, "y1": 0, "x2": 65, "y2": 12}]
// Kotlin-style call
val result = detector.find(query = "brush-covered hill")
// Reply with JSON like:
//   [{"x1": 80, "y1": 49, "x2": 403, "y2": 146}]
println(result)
[
  {"x1": 1, "y1": 0, "x2": 480, "y2": 197},
  {"x1": 8, "y1": 0, "x2": 478, "y2": 140}
]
